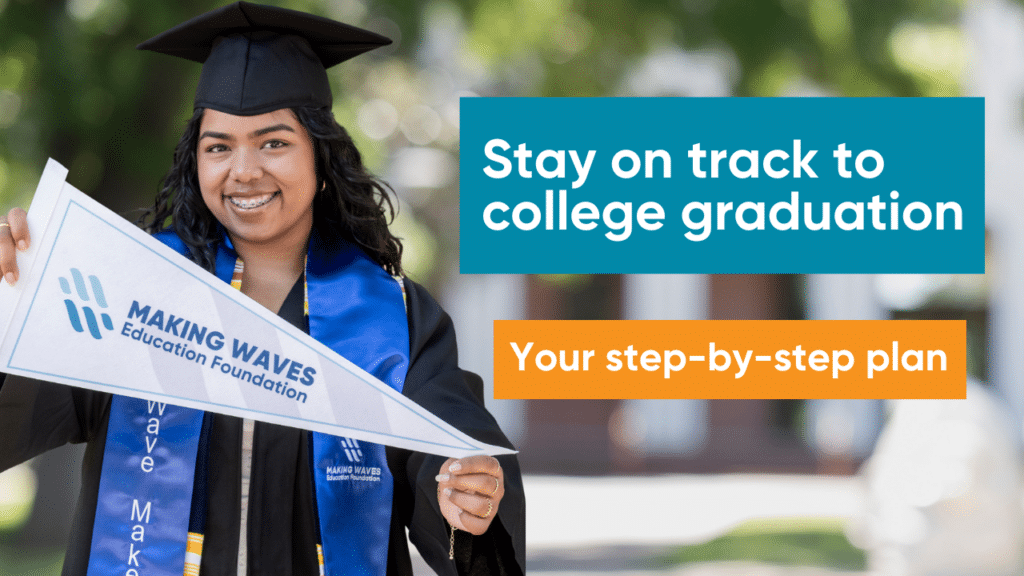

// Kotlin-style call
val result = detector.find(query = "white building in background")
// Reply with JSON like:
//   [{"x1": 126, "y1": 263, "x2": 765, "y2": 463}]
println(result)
[{"x1": 618, "y1": 275, "x2": 710, "y2": 458}]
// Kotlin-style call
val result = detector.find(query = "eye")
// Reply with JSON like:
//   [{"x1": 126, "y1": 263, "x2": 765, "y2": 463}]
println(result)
[
  {"x1": 205, "y1": 143, "x2": 228, "y2": 153},
  {"x1": 263, "y1": 139, "x2": 288, "y2": 149}
]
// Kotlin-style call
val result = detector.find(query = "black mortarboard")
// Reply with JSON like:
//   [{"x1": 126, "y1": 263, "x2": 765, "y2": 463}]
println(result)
[{"x1": 137, "y1": 2, "x2": 391, "y2": 116}]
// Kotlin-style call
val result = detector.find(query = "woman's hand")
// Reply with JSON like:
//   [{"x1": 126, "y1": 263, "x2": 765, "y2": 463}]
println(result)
[
  {"x1": 436, "y1": 455, "x2": 505, "y2": 535},
  {"x1": 0, "y1": 208, "x2": 29, "y2": 286}
]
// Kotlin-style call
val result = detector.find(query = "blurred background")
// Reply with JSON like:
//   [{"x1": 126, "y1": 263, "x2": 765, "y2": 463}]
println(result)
[{"x1": 1, "y1": 0, "x2": 1022, "y2": 574}]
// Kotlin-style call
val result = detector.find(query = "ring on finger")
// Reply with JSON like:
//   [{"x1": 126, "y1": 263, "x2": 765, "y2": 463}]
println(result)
[
  {"x1": 0, "y1": 222, "x2": 9, "y2": 229},
  {"x1": 482, "y1": 499, "x2": 493, "y2": 519},
  {"x1": 488, "y1": 477, "x2": 500, "y2": 496}
]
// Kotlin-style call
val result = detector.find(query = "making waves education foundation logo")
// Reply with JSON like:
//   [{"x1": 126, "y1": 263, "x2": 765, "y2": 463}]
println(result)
[
  {"x1": 59, "y1": 268, "x2": 113, "y2": 339},
  {"x1": 341, "y1": 438, "x2": 363, "y2": 463},
  {"x1": 324, "y1": 439, "x2": 382, "y2": 483}
]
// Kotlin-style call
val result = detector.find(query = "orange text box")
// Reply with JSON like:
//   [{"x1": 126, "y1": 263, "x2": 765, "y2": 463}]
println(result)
[{"x1": 494, "y1": 320, "x2": 965, "y2": 399}]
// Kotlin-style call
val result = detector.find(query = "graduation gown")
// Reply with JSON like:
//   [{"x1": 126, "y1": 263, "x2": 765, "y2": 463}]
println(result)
[{"x1": 0, "y1": 276, "x2": 524, "y2": 576}]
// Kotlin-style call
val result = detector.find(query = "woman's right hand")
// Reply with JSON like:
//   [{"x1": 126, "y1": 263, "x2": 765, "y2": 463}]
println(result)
[{"x1": 0, "y1": 208, "x2": 30, "y2": 286}]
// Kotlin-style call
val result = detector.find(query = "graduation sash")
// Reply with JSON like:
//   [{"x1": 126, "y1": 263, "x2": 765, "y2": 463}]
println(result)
[{"x1": 87, "y1": 230, "x2": 409, "y2": 576}]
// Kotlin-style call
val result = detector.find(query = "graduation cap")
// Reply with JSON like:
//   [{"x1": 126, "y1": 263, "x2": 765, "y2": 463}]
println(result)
[{"x1": 137, "y1": 1, "x2": 392, "y2": 116}]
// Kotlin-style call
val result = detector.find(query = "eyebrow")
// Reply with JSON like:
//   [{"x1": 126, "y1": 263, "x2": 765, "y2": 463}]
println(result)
[
  {"x1": 199, "y1": 124, "x2": 297, "y2": 141},
  {"x1": 251, "y1": 124, "x2": 296, "y2": 138}
]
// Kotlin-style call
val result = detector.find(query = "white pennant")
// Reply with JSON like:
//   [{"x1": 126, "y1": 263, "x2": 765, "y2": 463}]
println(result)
[{"x1": 0, "y1": 159, "x2": 513, "y2": 458}]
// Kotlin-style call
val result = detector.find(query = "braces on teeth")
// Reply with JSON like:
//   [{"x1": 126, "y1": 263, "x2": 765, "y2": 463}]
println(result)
[{"x1": 231, "y1": 194, "x2": 274, "y2": 209}]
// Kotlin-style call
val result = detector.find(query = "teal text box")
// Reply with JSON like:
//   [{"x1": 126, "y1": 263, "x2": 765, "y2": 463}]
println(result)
[{"x1": 459, "y1": 97, "x2": 984, "y2": 274}]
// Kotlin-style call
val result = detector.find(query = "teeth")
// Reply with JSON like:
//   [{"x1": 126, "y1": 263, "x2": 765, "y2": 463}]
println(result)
[{"x1": 229, "y1": 193, "x2": 275, "y2": 209}]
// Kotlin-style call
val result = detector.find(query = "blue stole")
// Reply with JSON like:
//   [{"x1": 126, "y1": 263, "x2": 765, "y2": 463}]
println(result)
[{"x1": 87, "y1": 230, "x2": 410, "y2": 576}]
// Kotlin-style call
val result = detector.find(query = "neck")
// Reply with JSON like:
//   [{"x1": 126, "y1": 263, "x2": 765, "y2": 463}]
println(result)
[
  {"x1": 233, "y1": 236, "x2": 307, "y2": 278},
  {"x1": 230, "y1": 228, "x2": 309, "y2": 313}
]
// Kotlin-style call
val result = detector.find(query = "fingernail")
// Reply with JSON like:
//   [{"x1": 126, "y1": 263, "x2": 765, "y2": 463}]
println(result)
[
  {"x1": 435, "y1": 474, "x2": 450, "y2": 482},
  {"x1": 448, "y1": 461, "x2": 462, "y2": 473},
  {"x1": 4, "y1": 272, "x2": 14, "y2": 286},
  {"x1": 17, "y1": 240, "x2": 26, "y2": 251},
  {"x1": 443, "y1": 488, "x2": 452, "y2": 498}
]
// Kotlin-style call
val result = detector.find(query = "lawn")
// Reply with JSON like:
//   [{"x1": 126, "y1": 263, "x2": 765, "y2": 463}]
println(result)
[{"x1": 659, "y1": 518, "x2": 867, "y2": 571}]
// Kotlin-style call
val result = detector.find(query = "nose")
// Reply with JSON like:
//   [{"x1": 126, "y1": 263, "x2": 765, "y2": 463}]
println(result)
[{"x1": 230, "y1": 147, "x2": 263, "y2": 184}]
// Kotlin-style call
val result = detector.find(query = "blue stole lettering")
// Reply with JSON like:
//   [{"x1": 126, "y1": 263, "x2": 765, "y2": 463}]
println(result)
[
  {"x1": 89, "y1": 230, "x2": 409, "y2": 576},
  {"x1": 87, "y1": 396, "x2": 204, "y2": 576}
]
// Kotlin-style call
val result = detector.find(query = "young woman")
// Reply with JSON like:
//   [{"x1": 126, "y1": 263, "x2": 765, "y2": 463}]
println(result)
[{"x1": 0, "y1": 3, "x2": 523, "y2": 575}]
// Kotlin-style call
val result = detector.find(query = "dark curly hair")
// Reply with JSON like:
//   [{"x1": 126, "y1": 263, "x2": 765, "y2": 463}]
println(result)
[{"x1": 138, "y1": 107, "x2": 403, "y2": 275}]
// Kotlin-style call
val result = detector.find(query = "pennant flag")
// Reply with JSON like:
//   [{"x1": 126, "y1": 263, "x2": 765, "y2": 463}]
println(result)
[{"x1": 0, "y1": 159, "x2": 512, "y2": 458}]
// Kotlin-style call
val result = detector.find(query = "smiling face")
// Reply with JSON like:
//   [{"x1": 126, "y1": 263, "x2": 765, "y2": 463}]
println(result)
[{"x1": 197, "y1": 108, "x2": 318, "y2": 253}]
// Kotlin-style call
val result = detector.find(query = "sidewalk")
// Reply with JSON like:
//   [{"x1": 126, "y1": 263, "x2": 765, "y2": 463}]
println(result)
[
  {"x1": 412, "y1": 473, "x2": 867, "y2": 574},
  {"x1": 524, "y1": 473, "x2": 865, "y2": 551}
]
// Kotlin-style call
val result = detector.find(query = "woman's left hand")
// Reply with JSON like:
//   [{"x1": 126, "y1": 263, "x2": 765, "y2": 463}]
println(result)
[{"x1": 436, "y1": 455, "x2": 504, "y2": 535}]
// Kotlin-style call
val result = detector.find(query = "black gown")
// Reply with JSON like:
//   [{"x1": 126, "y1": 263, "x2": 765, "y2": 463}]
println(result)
[{"x1": 0, "y1": 276, "x2": 524, "y2": 576}]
